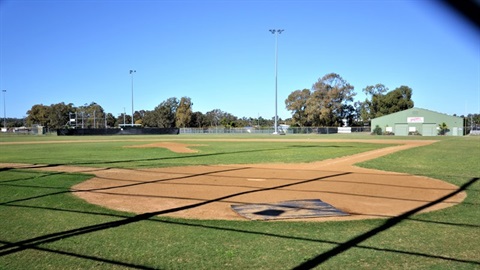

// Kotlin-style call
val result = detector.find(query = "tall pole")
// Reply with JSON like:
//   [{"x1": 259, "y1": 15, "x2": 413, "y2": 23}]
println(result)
[
  {"x1": 269, "y1": 29, "x2": 283, "y2": 134},
  {"x1": 130, "y1": 69, "x2": 136, "y2": 127},
  {"x1": 2, "y1": 90, "x2": 6, "y2": 131}
]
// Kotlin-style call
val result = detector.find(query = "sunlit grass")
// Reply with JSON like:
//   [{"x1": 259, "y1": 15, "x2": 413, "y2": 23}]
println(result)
[{"x1": 0, "y1": 136, "x2": 391, "y2": 168}]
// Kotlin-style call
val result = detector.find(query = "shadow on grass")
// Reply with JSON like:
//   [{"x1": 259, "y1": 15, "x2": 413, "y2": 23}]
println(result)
[
  {"x1": 9, "y1": 142, "x2": 361, "y2": 169},
  {"x1": 288, "y1": 145, "x2": 352, "y2": 148},
  {"x1": 0, "y1": 171, "x2": 349, "y2": 259},
  {"x1": 0, "y1": 166, "x2": 250, "y2": 206},
  {"x1": 0, "y1": 239, "x2": 156, "y2": 270},
  {"x1": 1, "y1": 166, "x2": 478, "y2": 269},
  {"x1": 292, "y1": 177, "x2": 479, "y2": 269}
]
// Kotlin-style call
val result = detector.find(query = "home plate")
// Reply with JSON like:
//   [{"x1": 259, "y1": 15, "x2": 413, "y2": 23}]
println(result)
[{"x1": 231, "y1": 199, "x2": 349, "y2": 220}]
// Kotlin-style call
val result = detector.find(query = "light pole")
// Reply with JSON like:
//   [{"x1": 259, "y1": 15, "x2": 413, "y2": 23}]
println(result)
[
  {"x1": 129, "y1": 69, "x2": 136, "y2": 127},
  {"x1": 269, "y1": 29, "x2": 283, "y2": 134},
  {"x1": 2, "y1": 90, "x2": 6, "y2": 131},
  {"x1": 123, "y1": 107, "x2": 126, "y2": 126}
]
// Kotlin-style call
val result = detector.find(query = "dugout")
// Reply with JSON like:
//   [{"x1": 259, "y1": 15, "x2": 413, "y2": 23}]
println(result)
[{"x1": 371, "y1": 108, "x2": 464, "y2": 136}]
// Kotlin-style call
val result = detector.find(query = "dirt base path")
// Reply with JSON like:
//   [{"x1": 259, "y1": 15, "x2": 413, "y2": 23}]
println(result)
[{"x1": 1, "y1": 139, "x2": 466, "y2": 222}]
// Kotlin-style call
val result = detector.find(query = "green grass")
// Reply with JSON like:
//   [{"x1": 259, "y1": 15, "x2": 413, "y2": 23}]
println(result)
[
  {"x1": 0, "y1": 134, "x2": 392, "y2": 168},
  {"x1": 0, "y1": 134, "x2": 479, "y2": 269}
]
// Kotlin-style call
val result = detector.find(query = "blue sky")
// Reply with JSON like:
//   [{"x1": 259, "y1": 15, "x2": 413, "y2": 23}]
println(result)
[{"x1": 1, "y1": 0, "x2": 479, "y2": 120}]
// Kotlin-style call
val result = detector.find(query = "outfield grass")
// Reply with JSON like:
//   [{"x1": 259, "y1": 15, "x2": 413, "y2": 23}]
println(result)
[
  {"x1": 0, "y1": 134, "x2": 392, "y2": 168},
  {"x1": 0, "y1": 134, "x2": 479, "y2": 269}
]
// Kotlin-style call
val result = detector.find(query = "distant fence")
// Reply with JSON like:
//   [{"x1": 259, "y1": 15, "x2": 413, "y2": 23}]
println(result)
[
  {"x1": 57, "y1": 128, "x2": 179, "y2": 136},
  {"x1": 179, "y1": 127, "x2": 371, "y2": 134},
  {"x1": 6, "y1": 125, "x2": 480, "y2": 136}
]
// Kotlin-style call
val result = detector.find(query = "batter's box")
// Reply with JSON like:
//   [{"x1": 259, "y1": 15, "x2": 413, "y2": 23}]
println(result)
[{"x1": 231, "y1": 199, "x2": 349, "y2": 220}]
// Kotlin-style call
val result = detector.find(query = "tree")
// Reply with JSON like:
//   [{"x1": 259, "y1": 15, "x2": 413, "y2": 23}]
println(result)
[
  {"x1": 352, "y1": 101, "x2": 365, "y2": 126},
  {"x1": 142, "y1": 110, "x2": 155, "y2": 127},
  {"x1": 27, "y1": 102, "x2": 108, "y2": 129},
  {"x1": 305, "y1": 73, "x2": 356, "y2": 126},
  {"x1": 438, "y1": 122, "x2": 448, "y2": 135},
  {"x1": 2, "y1": 117, "x2": 25, "y2": 128},
  {"x1": 361, "y1": 85, "x2": 414, "y2": 120},
  {"x1": 75, "y1": 102, "x2": 105, "y2": 128},
  {"x1": 189, "y1": 111, "x2": 207, "y2": 128},
  {"x1": 219, "y1": 112, "x2": 237, "y2": 128},
  {"x1": 285, "y1": 89, "x2": 311, "y2": 127},
  {"x1": 105, "y1": 113, "x2": 116, "y2": 127},
  {"x1": 359, "y1": 84, "x2": 389, "y2": 122},
  {"x1": 384, "y1": 85, "x2": 414, "y2": 114},
  {"x1": 116, "y1": 113, "x2": 130, "y2": 127},
  {"x1": 26, "y1": 104, "x2": 49, "y2": 127},
  {"x1": 144, "y1": 97, "x2": 178, "y2": 128},
  {"x1": 133, "y1": 110, "x2": 146, "y2": 125},
  {"x1": 464, "y1": 113, "x2": 480, "y2": 131},
  {"x1": 258, "y1": 116, "x2": 274, "y2": 127},
  {"x1": 339, "y1": 103, "x2": 356, "y2": 126},
  {"x1": 205, "y1": 109, "x2": 223, "y2": 127},
  {"x1": 236, "y1": 117, "x2": 254, "y2": 128},
  {"x1": 203, "y1": 109, "x2": 238, "y2": 128},
  {"x1": 49, "y1": 102, "x2": 74, "y2": 129},
  {"x1": 175, "y1": 97, "x2": 193, "y2": 128}
]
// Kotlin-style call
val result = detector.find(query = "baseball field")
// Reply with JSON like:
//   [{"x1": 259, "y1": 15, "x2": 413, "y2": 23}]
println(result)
[{"x1": 0, "y1": 133, "x2": 478, "y2": 269}]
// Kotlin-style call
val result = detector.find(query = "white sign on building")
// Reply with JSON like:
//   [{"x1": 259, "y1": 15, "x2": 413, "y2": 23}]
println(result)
[{"x1": 407, "y1": 117, "x2": 424, "y2": 123}]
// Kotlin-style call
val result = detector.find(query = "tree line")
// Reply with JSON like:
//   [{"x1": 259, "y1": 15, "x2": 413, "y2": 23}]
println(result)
[
  {"x1": 285, "y1": 73, "x2": 414, "y2": 127},
  {"x1": 2, "y1": 72, "x2": 477, "y2": 130},
  {"x1": 22, "y1": 98, "x2": 270, "y2": 130}
]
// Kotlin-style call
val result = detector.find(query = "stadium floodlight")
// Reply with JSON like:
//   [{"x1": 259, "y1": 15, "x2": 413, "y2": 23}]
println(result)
[
  {"x1": 129, "y1": 70, "x2": 136, "y2": 127},
  {"x1": 269, "y1": 29, "x2": 284, "y2": 134}
]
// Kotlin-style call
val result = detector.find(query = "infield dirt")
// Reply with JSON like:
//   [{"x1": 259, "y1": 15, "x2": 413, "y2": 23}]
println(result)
[{"x1": 1, "y1": 139, "x2": 466, "y2": 222}]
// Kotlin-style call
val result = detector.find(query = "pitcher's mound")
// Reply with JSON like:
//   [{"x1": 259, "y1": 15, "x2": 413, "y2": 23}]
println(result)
[{"x1": 231, "y1": 199, "x2": 349, "y2": 220}]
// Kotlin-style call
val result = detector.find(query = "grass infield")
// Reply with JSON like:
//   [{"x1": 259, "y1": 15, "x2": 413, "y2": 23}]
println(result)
[{"x1": 0, "y1": 134, "x2": 479, "y2": 269}]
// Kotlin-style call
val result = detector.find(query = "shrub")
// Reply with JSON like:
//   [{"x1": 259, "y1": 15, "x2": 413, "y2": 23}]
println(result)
[
  {"x1": 438, "y1": 122, "x2": 449, "y2": 135},
  {"x1": 372, "y1": 125, "x2": 382, "y2": 135}
]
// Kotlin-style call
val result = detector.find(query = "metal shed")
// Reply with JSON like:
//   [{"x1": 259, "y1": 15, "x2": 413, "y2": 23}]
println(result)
[{"x1": 371, "y1": 108, "x2": 464, "y2": 136}]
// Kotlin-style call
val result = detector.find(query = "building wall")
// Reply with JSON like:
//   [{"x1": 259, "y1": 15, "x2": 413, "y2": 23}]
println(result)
[{"x1": 371, "y1": 108, "x2": 464, "y2": 136}]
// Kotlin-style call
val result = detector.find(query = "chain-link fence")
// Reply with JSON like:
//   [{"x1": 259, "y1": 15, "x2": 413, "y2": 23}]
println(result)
[{"x1": 179, "y1": 126, "x2": 371, "y2": 134}]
